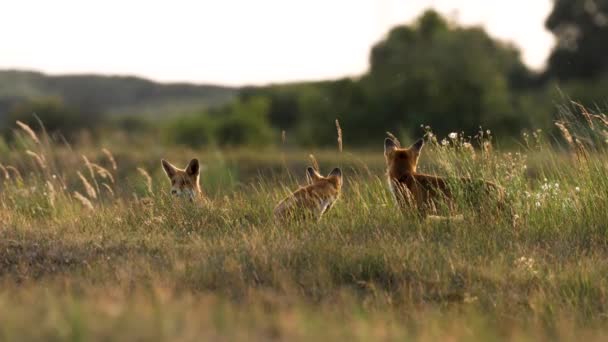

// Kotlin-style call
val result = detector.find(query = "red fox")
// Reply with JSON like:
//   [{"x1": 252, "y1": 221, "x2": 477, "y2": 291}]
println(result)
[
  {"x1": 161, "y1": 158, "x2": 204, "y2": 201},
  {"x1": 384, "y1": 137, "x2": 503, "y2": 217},
  {"x1": 274, "y1": 166, "x2": 343, "y2": 221}
]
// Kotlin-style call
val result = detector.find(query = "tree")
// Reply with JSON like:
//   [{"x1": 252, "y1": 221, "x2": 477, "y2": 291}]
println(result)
[
  {"x1": 244, "y1": 10, "x2": 539, "y2": 146},
  {"x1": 365, "y1": 10, "x2": 531, "y2": 138},
  {"x1": 163, "y1": 96, "x2": 275, "y2": 147},
  {"x1": 545, "y1": 0, "x2": 608, "y2": 80},
  {"x1": 213, "y1": 96, "x2": 275, "y2": 146}
]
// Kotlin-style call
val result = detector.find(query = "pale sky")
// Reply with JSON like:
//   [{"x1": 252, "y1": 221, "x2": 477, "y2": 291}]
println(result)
[{"x1": 0, "y1": 0, "x2": 554, "y2": 86}]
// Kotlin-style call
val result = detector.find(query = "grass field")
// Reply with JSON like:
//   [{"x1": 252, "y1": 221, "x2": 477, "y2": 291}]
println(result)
[{"x1": 1, "y1": 116, "x2": 608, "y2": 341}]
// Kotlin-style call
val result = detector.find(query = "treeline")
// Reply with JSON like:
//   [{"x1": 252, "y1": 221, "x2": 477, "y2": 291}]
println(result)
[
  {"x1": 0, "y1": 70, "x2": 236, "y2": 139},
  {"x1": 168, "y1": 6, "x2": 608, "y2": 147},
  {"x1": 3, "y1": 2, "x2": 608, "y2": 147},
  {"x1": 239, "y1": 17, "x2": 540, "y2": 145}
]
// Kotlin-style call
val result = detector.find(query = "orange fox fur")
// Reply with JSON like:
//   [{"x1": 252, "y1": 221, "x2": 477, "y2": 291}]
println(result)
[
  {"x1": 274, "y1": 166, "x2": 343, "y2": 221},
  {"x1": 384, "y1": 137, "x2": 503, "y2": 217},
  {"x1": 161, "y1": 158, "x2": 205, "y2": 201}
]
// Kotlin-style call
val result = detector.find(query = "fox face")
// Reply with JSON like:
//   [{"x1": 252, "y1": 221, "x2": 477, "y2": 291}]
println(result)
[
  {"x1": 274, "y1": 166, "x2": 343, "y2": 221},
  {"x1": 161, "y1": 158, "x2": 203, "y2": 200},
  {"x1": 384, "y1": 137, "x2": 424, "y2": 180}
]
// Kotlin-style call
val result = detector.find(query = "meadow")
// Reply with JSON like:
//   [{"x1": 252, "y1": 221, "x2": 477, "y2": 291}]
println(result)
[{"x1": 0, "y1": 111, "x2": 607, "y2": 341}]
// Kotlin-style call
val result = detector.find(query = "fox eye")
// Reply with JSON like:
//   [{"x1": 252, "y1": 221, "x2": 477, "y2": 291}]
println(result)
[{"x1": 171, "y1": 179, "x2": 176, "y2": 185}]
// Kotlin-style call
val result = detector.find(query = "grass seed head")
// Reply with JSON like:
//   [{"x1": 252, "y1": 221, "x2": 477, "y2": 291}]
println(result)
[{"x1": 16, "y1": 120, "x2": 40, "y2": 145}]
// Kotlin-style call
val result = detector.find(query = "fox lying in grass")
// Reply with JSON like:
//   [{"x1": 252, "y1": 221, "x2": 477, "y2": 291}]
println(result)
[
  {"x1": 384, "y1": 137, "x2": 503, "y2": 217},
  {"x1": 161, "y1": 158, "x2": 205, "y2": 201},
  {"x1": 274, "y1": 166, "x2": 343, "y2": 221}
]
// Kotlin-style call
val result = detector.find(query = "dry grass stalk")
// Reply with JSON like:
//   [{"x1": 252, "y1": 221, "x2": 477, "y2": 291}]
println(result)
[
  {"x1": 482, "y1": 141, "x2": 493, "y2": 157},
  {"x1": 82, "y1": 156, "x2": 96, "y2": 179},
  {"x1": 91, "y1": 163, "x2": 115, "y2": 184},
  {"x1": 6, "y1": 166, "x2": 22, "y2": 182},
  {"x1": 572, "y1": 102, "x2": 595, "y2": 129},
  {"x1": 572, "y1": 101, "x2": 608, "y2": 130},
  {"x1": 555, "y1": 121, "x2": 574, "y2": 146},
  {"x1": 102, "y1": 148, "x2": 118, "y2": 171},
  {"x1": 599, "y1": 115, "x2": 608, "y2": 128},
  {"x1": 463, "y1": 142, "x2": 476, "y2": 159},
  {"x1": 82, "y1": 155, "x2": 101, "y2": 196},
  {"x1": 308, "y1": 154, "x2": 320, "y2": 172},
  {"x1": 593, "y1": 113, "x2": 608, "y2": 128},
  {"x1": 137, "y1": 167, "x2": 153, "y2": 193},
  {"x1": 101, "y1": 183, "x2": 115, "y2": 197},
  {"x1": 335, "y1": 119, "x2": 343, "y2": 153},
  {"x1": 26, "y1": 150, "x2": 47, "y2": 169},
  {"x1": 0, "y1": 164, "x2": 8, "y2": 180},
  {"x1": 386, "y1": 132, "x2": 401, "y2": 147},
  {"x1": 16, "y1": 120, "x2": 40, "y2": 145},
  {"x1": 281, "y1": 130, "x2": 287, "y2": 144},
  {"x1": 78, "y1": 171, "x2": 97, "y2": 200},
  {"x1": 46, "y1": 180, "x2": 56, "y2": 208},
  {"x1": 73, "y1": 191, "x2": 94, "y2": 210},
  {"x1": 574, "y1": 138, "x2": 589, "y2": 164}
]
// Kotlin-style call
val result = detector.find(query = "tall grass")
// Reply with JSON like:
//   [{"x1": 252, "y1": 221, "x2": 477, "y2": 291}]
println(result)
[{"x1": 0, "y1": 106, "x2": 608, "y2": 341}]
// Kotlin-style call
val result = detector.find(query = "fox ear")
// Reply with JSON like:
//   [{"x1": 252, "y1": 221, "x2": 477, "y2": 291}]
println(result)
[
  {"x1": 328, "y1": 168, "x2": 342, "y2": 179},
  {"x1": 385, "y1": 138, "x2": 398, "y2": 154},
  {"x1": 410, "y1": 138, "x2": 424, "y2": 153},
  {"x1": 161, "y1": 159, "x2": 177, "y2": 178},
  {"x1": 306, "y1": 166, "x2": 322, "y2": 183},
  {"x1": 186, "y1": 158, "x2": 200, "y2": 176}
]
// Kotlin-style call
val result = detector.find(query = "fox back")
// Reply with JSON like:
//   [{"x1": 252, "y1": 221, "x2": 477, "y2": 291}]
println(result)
[
  {"x1": 384, "y1": 138, "x2": 503, "y2": 216},
  {"x1": 274, "y1": 167, "x2": 343, "y2": 221}
]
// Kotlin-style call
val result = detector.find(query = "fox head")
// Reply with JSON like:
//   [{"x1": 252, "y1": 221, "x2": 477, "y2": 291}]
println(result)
[
  {"x1": 384, "y1": 137, "x2": 424, "y2": 178},
  {"x1": 305, "y1": 166, "x2": 343, "y2": 191},
  {"x1": 161, "y1": 158, "x2": 202, "y2": 200}
]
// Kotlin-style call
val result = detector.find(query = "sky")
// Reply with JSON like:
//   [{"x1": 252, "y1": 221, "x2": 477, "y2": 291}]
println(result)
[{"x1": 0, "y1": 0, "x2": 554, "y2": 86}]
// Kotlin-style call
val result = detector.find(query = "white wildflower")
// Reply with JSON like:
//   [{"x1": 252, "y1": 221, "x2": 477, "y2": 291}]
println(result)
[{"x1": 515, "y1": 257, "x2": 538, "y2": 275}]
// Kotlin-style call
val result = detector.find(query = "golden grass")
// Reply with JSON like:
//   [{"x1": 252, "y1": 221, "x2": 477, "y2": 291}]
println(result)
[{"x1": 0, "y1": 105, "x2": 607, "y2": 340}]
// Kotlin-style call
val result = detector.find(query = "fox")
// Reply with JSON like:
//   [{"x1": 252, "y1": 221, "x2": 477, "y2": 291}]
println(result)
[
  {"x1": 384, "y1": 137, "x2": 503, "y2": 217},
  {"x1": 161, "y1": 158, "x2": 205, "y2": 201},
  {"x1": 274, "y1": 166, "x2": 343, "y2": 221}
]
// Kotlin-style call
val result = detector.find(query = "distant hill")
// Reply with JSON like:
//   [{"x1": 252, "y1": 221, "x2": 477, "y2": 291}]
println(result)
[{"x1": 0, "y1": 70, "x2": 237, "y2": 119}]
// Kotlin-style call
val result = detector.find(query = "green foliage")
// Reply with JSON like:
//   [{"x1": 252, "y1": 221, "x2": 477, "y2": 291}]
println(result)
[
  {"x1": 3, "y1": 97, "x2": 102, "y2": 139},
  {"x1": 213, "y1": 96, "x2": 275, "y2": 146},
  {"x1": 0, "y1": 70, "x2": 236, "y2": 119},
  {"x1": 365, "y1": 10, "x2": 533, "y2": 138},
  {"x1": 246, "y1": 10, "x2": 542, "y2": 147},
  {"x1": 111, "y1": 115, "x2": 154, "y2": 133},
  {"x1": 4, "y1": 7, "x2": 608, "y2": 150},
  {"x1": 545, "y1": 0, "x2": 608, "y2": 81},
  {"x1": 240, "y1": 85, "x2": 303, "y2": 130},
  {"x1": 163, "y1": 114, "x2": 215, "y2": 147},
  {"x1": 293, "y1": 85, "x2": 337, "y2": 146},
  {"x1": 551, "y1": 77, "x2": 608, "y2": 108},
  {"x1": 162, "y1": 97, "x2": 275, "y2": 147}
]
